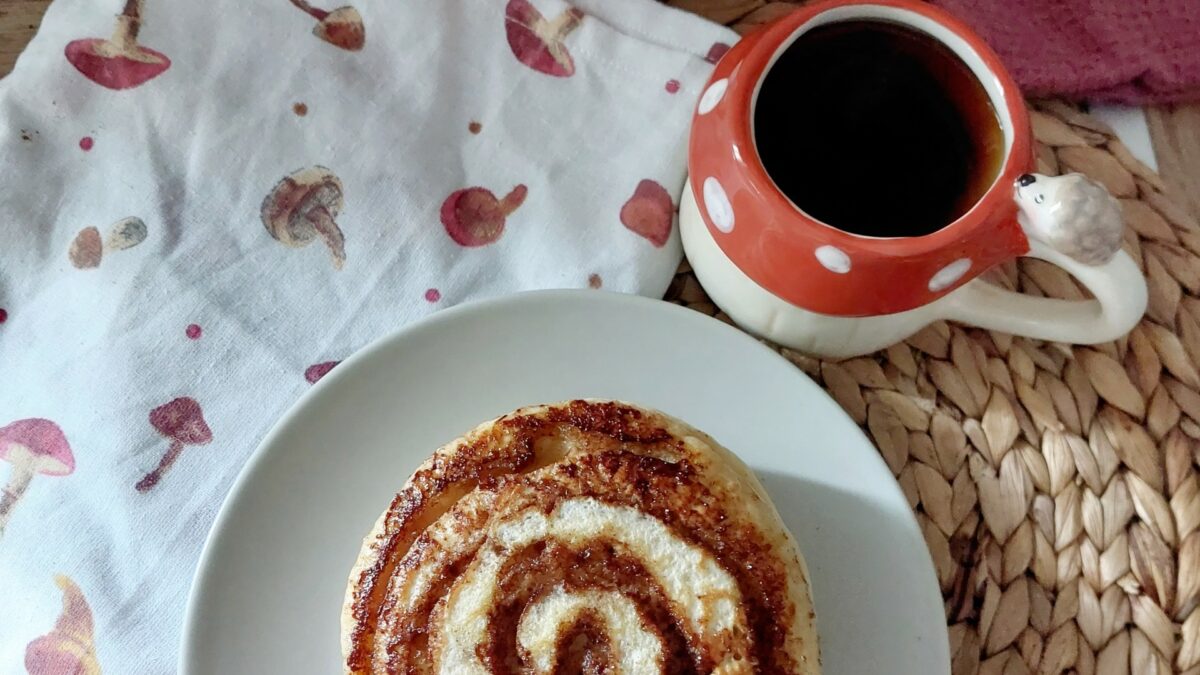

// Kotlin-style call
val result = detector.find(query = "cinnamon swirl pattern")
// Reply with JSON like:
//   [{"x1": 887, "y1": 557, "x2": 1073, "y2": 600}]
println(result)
[{"x1": 342, "y1": 400, "x2": 820, "y2": 674}]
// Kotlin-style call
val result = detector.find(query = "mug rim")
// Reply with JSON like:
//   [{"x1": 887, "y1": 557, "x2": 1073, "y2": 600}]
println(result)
[{"x1": 731, "y1": 0, "x2": 1032, "y2": 257}]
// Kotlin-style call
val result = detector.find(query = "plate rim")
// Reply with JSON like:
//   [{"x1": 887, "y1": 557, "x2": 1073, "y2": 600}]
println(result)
[{"x1": 179, "y1": 289, "x2": 947, "y2": 672}]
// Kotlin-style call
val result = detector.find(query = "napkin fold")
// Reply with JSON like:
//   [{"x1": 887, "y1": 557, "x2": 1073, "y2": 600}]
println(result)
[{"x1": 0, "y1": 0, "x2": 734, "y2": 669}]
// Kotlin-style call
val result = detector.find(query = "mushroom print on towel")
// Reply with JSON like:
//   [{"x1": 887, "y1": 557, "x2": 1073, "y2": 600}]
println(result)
[
  {"x1": 65, "y1": 0, "x2": 170, "y2": 90},
  {"x1": 68, "y1": 228, "x2": 102, "y2": 270},
  {"x1": 0, "y1": 0, "x2": 737, "y2": 666},
  {"x1": 705, "y1": 42, "x2": 731, "y2": 64},
  {"x1": 0, "y1": 419, "x2": 73, "y2": 539},
  {"x1": 135, "y1": 398, "x2": 211, "y2": 492},
  {"x1": 305, "y1": 360, "x2": 340, "y2": 384},
  {"x1": 25, "y1": 576, "x2": 102, "y2": 675},
  {"x1": 287, "y1": 0, "x2": 365, "y2": 51},
  {"x1": 261, "y1": 167, "x2": 348, "y2": 269},
  {"x1": 504, "y1": 0, "x2": 582, "y2": 77},
  {"x1": 68, "y1": 218, "x2": 148, "y2": 270},
  {"x1": 620, "y1": 180, "x2": 673, "y2": 248},
  {"x1": 441, "y1": 184, "x2": 527, "y2": 246}
]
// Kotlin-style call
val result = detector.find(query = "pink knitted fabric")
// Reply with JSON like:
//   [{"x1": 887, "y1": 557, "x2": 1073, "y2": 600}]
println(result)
[{"x1": 930, "y1": 0, "x2": 1200, "y2": 104}]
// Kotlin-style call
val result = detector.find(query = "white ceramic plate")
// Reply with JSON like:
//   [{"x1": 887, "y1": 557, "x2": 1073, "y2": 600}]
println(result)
[{"x1": 181, "y1": 290, "x2": 949, "y2": 674}]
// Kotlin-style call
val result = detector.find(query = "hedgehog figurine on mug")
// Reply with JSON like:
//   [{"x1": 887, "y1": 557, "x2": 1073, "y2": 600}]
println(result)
[{"x1": 1015, "y1": 172, "x2": 1125, "y2": 266}]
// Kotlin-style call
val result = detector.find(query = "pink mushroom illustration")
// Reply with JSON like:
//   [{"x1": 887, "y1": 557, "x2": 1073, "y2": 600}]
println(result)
[
  {"x1": 305, "y1": 360, "x2": 340, "y2": 383},
  {"x1": 0, "y1": 419, "x2": 74, "y2": 537},
  {"x1": 705, "y1": 42, "x2": 731, "y2": 64},
  {"x1": 64, "y1": 0, "x2": 171, "y2": 90},
  {"x1": 288, "y1": 0, "x2": 365, "y2": 51},
  {"x1": 25, "y1": 576, "x2": 101, "y2": 675},
  {"x1": 504, "y1": 0, "x2": 583, "y2": 77},
  {"x1": 261, "y1": 166, "x2": 347, "y2": 269},
  {"x1": 135, "y1": 397, "x2": 211, "y2": 492},
  {"x1": 68, "y1": 227, "x2": 103, "y2": 269},
  {"x1": 441, "y1": 184, "x2": 528, "y2": 247},
  {"x1": 620, "y1": 179, "x2": 673, "y2": 247}
]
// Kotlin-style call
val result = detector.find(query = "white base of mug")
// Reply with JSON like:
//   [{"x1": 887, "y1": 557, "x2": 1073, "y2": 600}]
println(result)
[{"x1": 680, "y1": 182, "x2": 945, "y2": 358}]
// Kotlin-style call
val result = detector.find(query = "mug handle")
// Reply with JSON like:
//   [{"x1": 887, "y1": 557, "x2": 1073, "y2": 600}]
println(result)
[
  {"x1": 937, "y1": 172, "x2": 1147, "y2": 344},
  {"x1": 938, "y1": 240, "x2": 1146, "y2": 344}
]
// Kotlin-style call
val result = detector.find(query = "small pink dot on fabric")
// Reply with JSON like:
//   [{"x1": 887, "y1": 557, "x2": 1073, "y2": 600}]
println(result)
[
  {"x1": 185, "y1": 323, "x2": 202, "y2": 339},
  {"x1": 424, "y1": 288, "x2": 441, "y2": 302},
  {"x1": 0, "y1": 308, "x2": 7, "y2": 323},
  {"x1": 79, "y1": 136, "x2": 94, "y2": 151},
  {"x1": 665, "y1": 79, "x2": 680, "y2": 94}
]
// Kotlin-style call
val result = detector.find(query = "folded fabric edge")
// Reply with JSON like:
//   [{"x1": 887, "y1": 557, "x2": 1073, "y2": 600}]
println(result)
[{"x1": 570, "y1": 0, "x2": 739, "y2": 61}]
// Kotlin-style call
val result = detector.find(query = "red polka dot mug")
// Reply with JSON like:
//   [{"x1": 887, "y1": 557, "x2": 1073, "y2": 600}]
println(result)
[{"x1": 680, "y1": 0, "x2": 1147, "y2": 358}]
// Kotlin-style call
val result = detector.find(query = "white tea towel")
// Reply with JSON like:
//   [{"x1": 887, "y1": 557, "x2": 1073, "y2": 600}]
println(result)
[{"x1": 0, "y1": 0, "x2": 735, "y2": 670}]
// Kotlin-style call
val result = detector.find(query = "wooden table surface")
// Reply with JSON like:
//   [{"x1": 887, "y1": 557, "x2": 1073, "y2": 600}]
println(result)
[
  {"x1": 1, "y1": 0, "x2": 1196, "y2": 219},
  {"x1": 0, "y1": 0, "x2": 48, "y2": 77}
]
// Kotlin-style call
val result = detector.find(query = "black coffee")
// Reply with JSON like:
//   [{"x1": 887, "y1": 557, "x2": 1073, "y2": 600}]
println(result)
[{"x1": 754, "y1": 20, "x2": 1003, "y2": 237}]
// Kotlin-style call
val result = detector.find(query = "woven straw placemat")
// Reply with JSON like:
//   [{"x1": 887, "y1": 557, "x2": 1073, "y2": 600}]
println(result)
[
  {"x1": 665, "y1": 8, "x2": 1200, "y2": 673},
  {"x1": 667, "y1": 98, "x2": 1200, "y2": 675}
]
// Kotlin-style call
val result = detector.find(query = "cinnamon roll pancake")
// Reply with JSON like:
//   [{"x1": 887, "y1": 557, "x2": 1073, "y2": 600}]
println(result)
[{"x1": 342, "y1": 400, "x2": 820, "y2": 674}]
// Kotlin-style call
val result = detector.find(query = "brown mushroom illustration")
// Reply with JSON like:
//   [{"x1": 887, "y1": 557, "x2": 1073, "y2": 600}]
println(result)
[
  {"x1": 440, "y1": 184, "x2": 528, "y2": 247},
  {"x1": 0, "y1": 418, "x2": 74, "y2": 537},
  {"x1": 620, "y1": 179, "x2": 673, "y2": 248},
  {"x1": 288, "y1": 0, "x2": 365, "y2": 51},
  {"x1": 25, "y1": 575, "x2": 101, "y2": 675},
  {"x1": 64, "y1": 0, "x2": 171, "y2": 90},
  {"x1": 261, "y1": 166, "x2": 347, "y2": 269},
  {"x1": 504, "y1": 0, "x2": 583, "y2": 77},
  {"x1": 135, "y1": 397, "x2": 211, "y2": 493},
  {"x1": 68, "y1": 227, "x2": 103, "y2": 269}
]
